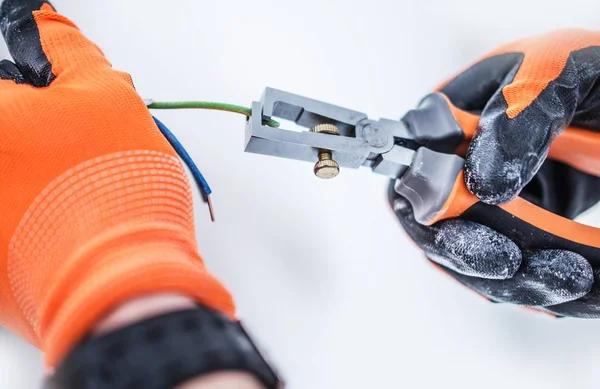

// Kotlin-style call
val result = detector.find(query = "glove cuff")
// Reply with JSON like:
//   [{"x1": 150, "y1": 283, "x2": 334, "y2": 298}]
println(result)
[
  {"x1": 44, "y1": 306, "x2": 284, "y2": 389},
  {"x1": 41, "y1": 237, "x2": 235, "y2": 369}
]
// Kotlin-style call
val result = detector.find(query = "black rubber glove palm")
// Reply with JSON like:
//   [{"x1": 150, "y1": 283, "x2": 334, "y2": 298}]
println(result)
[{"x1": 390, "y1": 29, "x2": 600, "y2": 317}]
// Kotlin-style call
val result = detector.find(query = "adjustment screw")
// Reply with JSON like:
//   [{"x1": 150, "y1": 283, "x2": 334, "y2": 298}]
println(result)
[{"x1": 310, "y1": 124, "x2": 340, "y2": 179}]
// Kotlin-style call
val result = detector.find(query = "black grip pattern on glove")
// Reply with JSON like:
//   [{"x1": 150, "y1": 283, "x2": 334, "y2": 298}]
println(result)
[
  {"x1": 46, "y1": 306, "x2": 282, "y2": 389},
  {"x1": 390, "y1": 185, "x2": 595, "y2": 309}
]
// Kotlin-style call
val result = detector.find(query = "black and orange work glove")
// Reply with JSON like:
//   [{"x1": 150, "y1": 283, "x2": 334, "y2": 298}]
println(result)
[
  {"x1": 390, "y1": 29, "x2": 600, "y2": 317},
  {"x1": 0, "y1": 2, "x2": 281, "y2": 387}
]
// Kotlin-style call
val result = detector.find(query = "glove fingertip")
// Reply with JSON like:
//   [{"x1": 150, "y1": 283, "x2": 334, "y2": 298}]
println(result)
[
  {"x1": 432, "y1": 220, "x2": 521, "y2": 279},
  {"x1": 524, "y1": 250, "x2": 594, "y2": 306},
  {"x1": 464, "y1": 134, "x2": 527, "y2": 205},
  {"x1": 550, "y1": 250, "x2": 594, "y2": 297}
]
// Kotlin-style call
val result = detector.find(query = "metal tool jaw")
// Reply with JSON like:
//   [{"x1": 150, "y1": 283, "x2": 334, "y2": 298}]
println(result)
[{"x1": 245, "y1": 87, "x2": 416, "y2": 179}]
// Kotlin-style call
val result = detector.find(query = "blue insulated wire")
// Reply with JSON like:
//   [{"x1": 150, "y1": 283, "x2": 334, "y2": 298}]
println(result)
[{"x1": 152, "y1": 115, "x2": 212, "y2": 198}]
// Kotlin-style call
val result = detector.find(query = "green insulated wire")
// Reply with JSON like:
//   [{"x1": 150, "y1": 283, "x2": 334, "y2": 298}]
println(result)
[
  {"x1": 147, "y1": 100, "x2": 280, "y2": 222},
  {"x1": 147, "y1": 101, "x2": 280, "y2": 128}
]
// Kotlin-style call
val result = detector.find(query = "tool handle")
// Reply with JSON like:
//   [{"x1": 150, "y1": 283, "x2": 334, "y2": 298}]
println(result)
[
  {"x1": 443, "y1": 95, "x2": 600, "y2": 176},
  {"x1": 396, "y1": 148, "x2": 600, "y2": 266},
  {"x1": 403, "y1": 93, "x2": 600, "y2": 176}
]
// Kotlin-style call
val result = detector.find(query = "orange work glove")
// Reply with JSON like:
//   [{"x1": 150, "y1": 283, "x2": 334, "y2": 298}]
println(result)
[{"x1": 0, "y1": 0, "x2": 234, "y2": 369}]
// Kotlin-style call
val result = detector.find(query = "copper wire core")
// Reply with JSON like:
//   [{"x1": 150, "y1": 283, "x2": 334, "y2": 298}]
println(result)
[{"x1": 207, "y1": 196, "x2": 216, "y2": 222}]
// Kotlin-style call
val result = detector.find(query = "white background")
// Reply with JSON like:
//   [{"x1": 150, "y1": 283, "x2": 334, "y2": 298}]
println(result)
[{"x1": 2, "y1": 0, "x2": 600, "y2": 388}]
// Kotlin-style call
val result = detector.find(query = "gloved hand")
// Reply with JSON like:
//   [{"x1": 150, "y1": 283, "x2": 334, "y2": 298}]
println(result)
[
  {"x1": 0, "y1": 0, "x2": 237, "y2": 370},
  {"x1": 389, "y1": 29, "x2": 600, "y2": 317}
]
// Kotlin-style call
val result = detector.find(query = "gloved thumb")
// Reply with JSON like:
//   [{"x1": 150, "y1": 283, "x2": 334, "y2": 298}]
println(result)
[
  {"x1": 464, "y1": 81, "x2": 568, "y2": 205},
  {"x1": 463, "y1": 31, "x2": 600, "y2": 205}
]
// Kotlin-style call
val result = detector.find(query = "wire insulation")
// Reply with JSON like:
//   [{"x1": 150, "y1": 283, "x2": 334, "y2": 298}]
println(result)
[
  {"x1": 148, "y1": 101, "x2": 280, "y2": 127},
  {"x1": 152, "y1": 116, "x2": 212, "y2": 197},
  {"x1": 150, "y1": 101, "x2": 275, "y2": 222}
]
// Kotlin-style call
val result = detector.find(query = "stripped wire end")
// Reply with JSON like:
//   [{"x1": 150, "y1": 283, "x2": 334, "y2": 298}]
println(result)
[{"x1": 207, "y1": 195, "x2": 216, "y2": 222}]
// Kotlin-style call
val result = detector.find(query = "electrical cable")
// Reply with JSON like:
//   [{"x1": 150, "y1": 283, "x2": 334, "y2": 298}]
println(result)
[
  {"x1": 149, "y1": 101, "x2": 277, "y2": 222},
  {"x1": 148, "y1": 101, "x2": 280, "y2": 127},
  {"x1": 151, "y1": 115, "x2": 216, "y2": 221}
]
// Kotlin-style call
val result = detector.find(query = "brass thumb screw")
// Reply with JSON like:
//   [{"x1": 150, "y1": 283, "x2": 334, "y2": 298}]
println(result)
[{"x1": 310, "y1": 124, "x2": 340, "y2": 179}]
